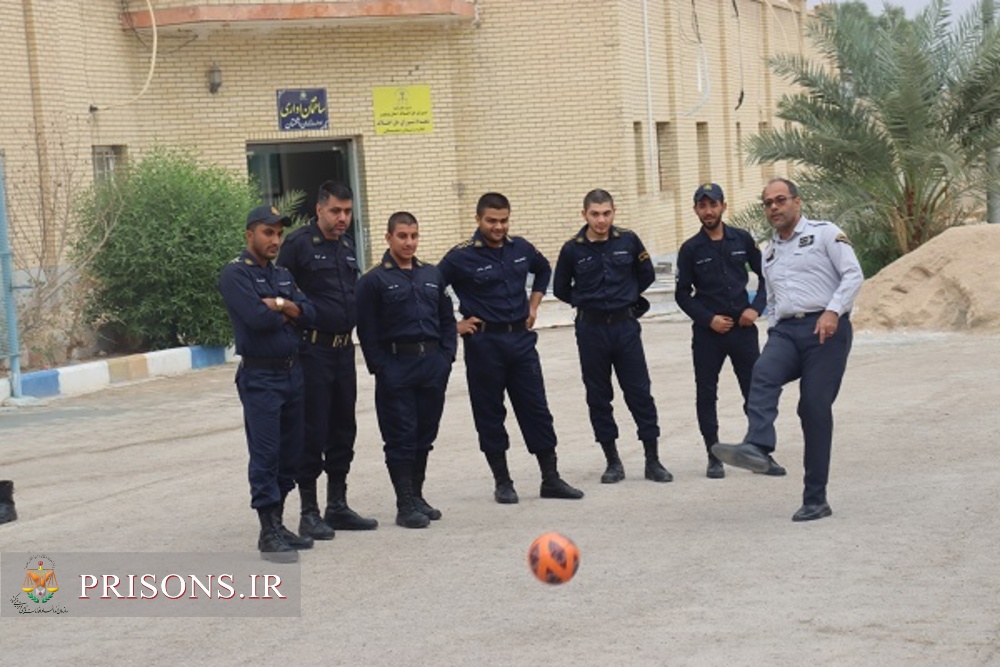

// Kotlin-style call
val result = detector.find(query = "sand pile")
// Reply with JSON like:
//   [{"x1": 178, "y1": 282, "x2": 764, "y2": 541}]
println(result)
[{"x1": 852, "y1": 224, "x2": 1000, "y2": 332}]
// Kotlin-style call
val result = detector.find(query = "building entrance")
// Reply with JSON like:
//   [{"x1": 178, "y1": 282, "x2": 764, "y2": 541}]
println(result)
[{"x1": 246, "y1": 140, "x2": 368, "y2": 268}]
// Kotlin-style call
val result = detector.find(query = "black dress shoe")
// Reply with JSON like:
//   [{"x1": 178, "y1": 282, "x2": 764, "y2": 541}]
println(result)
[
  {"x1": 792, "y1": 502, "x2": 832, "y2": 522},
  {"x1": 711, "y1": 442, "x2": 772, "y2": 474},
  {"x1": 706, "y1": 458, "x2": 725, "y2": 479},
  {"x1": 753, "y1": 454, "x2": 787, "y2": 477},
  {"x1": 600, "y1": 461, "x2": 625, "y2": 484}
]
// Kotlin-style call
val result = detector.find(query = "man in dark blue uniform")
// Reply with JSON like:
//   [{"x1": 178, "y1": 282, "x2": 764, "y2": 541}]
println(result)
[
  {"x1": 438, "y1": 192, "x2": 584, "y2": 504},
  {"x1": 279, "y1": 181, "x2": 377, "y2": 540},
  {"x1": 676, "y1": 183, "x2": 785, "y2": 479},
  {"x1": 355, "y1": 212, "x2": 457, "y2": 528},
  {"x1": 219, "y1": 204, "x2": 317, "y2": 563},
  {"x1": 713, "y1": 178, "x2": 863, "y2": 522},
  {"x1": 553, "y1": 189, "x2": 671, "y2": 484}
]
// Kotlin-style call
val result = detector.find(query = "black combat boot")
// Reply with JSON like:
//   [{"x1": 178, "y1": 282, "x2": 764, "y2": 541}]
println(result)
[
  {"x1": 257, "y1": 505, "x2": 299, "y2": 564},
  {"x1": 536, "y1": 450, "x2": 584, "y2": 499},
  {"x1": 704, "y1": 437, "x2": 725, "y2": 478},
  {"x1": 278, "y1": 498, "x2": 314, "y2": 549},
  {"x1": 0, "y1": 481, "x2": 16, "y2": 524},
  {"x1": 387, "y1": 463, "x2": 431, "y2": 528},
  {"x1": 485, "y1": 450, "x2": 518, "y2": 504},
  {"x1": 599, "y1": 441, "x2": 625, "y2": 483},
  {"x1": 643, "y1": 439, "x2": 673, "y2": 482},
  {"x1": 324, "y1": 473, "x2": 379, "y2": 530},
  {"x1": 412, "y1": 450, "x2": 442, "y2": 520},
  {"x1": 298, "y1": 480, "x2": 335, "y2": 540}
]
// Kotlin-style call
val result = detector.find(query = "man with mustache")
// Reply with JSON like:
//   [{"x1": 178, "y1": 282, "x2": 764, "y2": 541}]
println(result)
[
  {"x1": 279, "y1": 181, "x2": 378, "y2": 540},
  {"x1": 219, "y1": 205, "x2": 317, "y2": 563},
  {"x1": 675, "y1": 183, "x2": 784, "y2": 479},
  {"x1": 712, "y1": 178, "x2": 863, "y2": 522}
]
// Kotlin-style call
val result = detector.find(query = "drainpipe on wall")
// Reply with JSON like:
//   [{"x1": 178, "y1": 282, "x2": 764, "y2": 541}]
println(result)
[
  {"x1": 1, "y1": 155, "x2": 23, "y2": 398},
  {"x1": 642, "y1": 0, "x2": 658, "y2": 192}
]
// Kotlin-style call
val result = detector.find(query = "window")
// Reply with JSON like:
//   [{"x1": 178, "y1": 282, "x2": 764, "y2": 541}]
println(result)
[
  {"x1": 696, "y1": 122, "x2": 710, "y2": 183},
  {"x1": 736, "y1": 122, "x2": 745, "y2": 186},
  {"x1": 758, "y1": 122, "x2": 775, "y2": 180},
  {"x1": 656, "y1": 122, "x2": 677, "y2": 193},
  {"x1": 92, "y1": 145, "x2": 127, "y2": 183},
  {"x1": 634, "y1": 122, "x2": 647, "y2": 195}
]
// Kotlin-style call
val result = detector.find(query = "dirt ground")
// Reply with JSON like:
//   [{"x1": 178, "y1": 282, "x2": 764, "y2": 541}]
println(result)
[{"x1": 1, "y1": 318, "x2": 998, "y2": 666}]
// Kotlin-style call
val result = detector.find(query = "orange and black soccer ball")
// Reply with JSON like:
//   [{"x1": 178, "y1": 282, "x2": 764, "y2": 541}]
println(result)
[{"x1": 528, "y1": 532, "x2": 580, "y2": 585}]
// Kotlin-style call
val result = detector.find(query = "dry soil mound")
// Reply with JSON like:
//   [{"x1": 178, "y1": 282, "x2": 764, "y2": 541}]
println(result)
[{"x1": 853, "y1": 224, "x2": 1000, "y2": 332}]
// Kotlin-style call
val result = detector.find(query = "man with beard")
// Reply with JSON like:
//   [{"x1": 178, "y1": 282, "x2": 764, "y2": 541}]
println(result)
[
  {"x1": 219, "y1": 205, "x2": 316, "y2": 562},
  {"x1": 279, "y1": 181, "x2": 378, "y2": 540},
  {"x1": 675, "y1": 183, "x2": 784, "y2": 479}
]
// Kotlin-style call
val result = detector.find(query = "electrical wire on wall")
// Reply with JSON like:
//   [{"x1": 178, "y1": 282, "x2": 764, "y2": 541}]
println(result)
[
  {"x1": 732, "y1": 0, "x2": 745, "y2": 110},
  {"x1": 680, "y1": 0, "x2": 711, "y2": 117},
  {"x1": 89, "y1": 0, "x2": 157, "y2": 113}
]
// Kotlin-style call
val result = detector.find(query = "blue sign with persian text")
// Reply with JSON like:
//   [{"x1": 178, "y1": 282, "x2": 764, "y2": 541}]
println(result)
[{"x1": 276, "y1": 89, "x2": 328, "y2": 131}]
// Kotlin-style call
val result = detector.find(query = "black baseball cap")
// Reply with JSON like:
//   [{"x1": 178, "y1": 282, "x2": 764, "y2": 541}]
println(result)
[
  {"x1": 693, "y1": 183, "x2": 725, "y2": 203},
  {"x1": 246, "y1": 205, "x2": 291, "y2": 229}
]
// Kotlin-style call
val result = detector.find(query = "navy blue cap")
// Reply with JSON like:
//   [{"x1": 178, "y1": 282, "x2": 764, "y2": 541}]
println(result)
[
  {"x1": 246, "y1": 205, "x2": 291, "y2": 229},
  {"x1": 693, "y1": 183, "x2": 725, "y2": 203}
]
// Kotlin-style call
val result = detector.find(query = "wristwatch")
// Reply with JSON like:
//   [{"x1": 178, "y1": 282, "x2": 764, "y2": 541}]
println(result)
[{"x1": 275, "y1": 297, "x2": 285, "y2": 311}]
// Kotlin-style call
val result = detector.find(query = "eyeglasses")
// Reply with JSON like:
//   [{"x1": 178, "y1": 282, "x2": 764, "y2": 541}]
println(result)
[{"x1": 761, "y1": 195, "x2": 791, "y2": 208}]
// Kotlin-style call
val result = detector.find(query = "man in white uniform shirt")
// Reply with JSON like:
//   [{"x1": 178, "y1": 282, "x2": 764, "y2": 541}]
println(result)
[{"x1": 713, "y1": 178, "x2": 863, "y2": 522}]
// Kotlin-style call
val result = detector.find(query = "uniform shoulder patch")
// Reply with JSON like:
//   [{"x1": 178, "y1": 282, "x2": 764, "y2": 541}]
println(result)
[
  {"x1": 835, "y1": 233, "x2": 852, "y2": 245},
  {"x1": 243, "y1": 258, "x2": 254, "y2": 265},
  {"x1": 452, "y1": 239, "x2": 474, "y2": 251},
  {"x1": 638, "y1": 250, "x2": 650, "y2": 262}
]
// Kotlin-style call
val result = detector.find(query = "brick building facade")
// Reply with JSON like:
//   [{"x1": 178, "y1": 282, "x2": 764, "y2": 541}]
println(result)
[{"x1": 2, "y1": 0, "x2": 806, "y2": 268}]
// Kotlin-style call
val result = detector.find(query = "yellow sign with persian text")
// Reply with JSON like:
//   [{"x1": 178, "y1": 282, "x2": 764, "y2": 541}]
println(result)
[{"x1": 373, "y1": 85, "x2": 433, "y2": 135}]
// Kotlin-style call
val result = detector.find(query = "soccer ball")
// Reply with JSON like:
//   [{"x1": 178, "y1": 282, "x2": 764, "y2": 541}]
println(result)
[{"x1": 528, "y1": 532, "x2": 580, "y2": 585}]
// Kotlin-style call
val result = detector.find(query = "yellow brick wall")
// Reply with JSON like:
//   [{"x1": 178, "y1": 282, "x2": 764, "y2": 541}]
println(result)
[{"x1": 4, "y1": 0, "x2": 815, "y2": 270}]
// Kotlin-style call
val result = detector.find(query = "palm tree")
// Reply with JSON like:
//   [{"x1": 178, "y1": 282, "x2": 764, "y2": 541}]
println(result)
[{"x1": 744, "y1": 0, "x2": 1000, "y2": 275}]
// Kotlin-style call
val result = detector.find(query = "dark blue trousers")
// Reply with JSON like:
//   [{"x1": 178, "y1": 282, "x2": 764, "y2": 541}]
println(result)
[
  {"x1": 235, "y1": 364, "x2": 305, "y2": 509},
  {"x1": 745, "y1": 314, "x2": 853, "y2": 505},
  {"x1": 462, "y1": 330, "x2": 557, "y2": 454},
  {"x1": 374, "y1": 350, "x2": 451, "y2": 465},
  {"x1": 692, "y1": 323, "x2": 760, "y2": 447},
  {"x1": 298, "y1": 344, "x2": 357, "y2": 482},
  {"x1": 574, "y1": 318, "x2": 659, "y2": 444}
]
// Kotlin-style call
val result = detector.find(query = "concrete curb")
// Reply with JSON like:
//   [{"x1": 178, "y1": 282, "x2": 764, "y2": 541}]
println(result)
[{"x1": 5, "y1": 345, "x2": 237, "y2": 401}]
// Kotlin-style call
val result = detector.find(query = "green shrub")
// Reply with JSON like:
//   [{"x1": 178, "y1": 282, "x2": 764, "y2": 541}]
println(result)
[{"x1": 75, "y1": 147, "x2": 259, "y2": 350}]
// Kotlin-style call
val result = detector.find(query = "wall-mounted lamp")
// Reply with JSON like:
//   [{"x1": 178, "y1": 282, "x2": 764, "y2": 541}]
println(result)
[{"x1": 207, "y1": 63, "x2": 223, "y2": 94}]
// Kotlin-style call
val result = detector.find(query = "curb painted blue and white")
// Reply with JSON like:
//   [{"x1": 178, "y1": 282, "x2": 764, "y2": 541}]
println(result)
[
  {"x1": 3, "y1": 345, "x2": 238, "y2": 401},
  {"x1": 2, "y1": 282, "x2": 686, "y2": 403}
]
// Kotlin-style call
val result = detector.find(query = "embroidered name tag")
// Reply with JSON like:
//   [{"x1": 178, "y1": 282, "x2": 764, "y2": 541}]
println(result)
[{"x1": 798, "y1": 235, "x2": 815, "y2": 247}]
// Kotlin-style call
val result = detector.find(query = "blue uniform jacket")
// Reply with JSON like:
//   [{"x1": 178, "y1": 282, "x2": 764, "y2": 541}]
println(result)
[
  {"x1": 552, "y1": 224, "x2": 655, "y2": 311},
  {"x1": 675, "y1": 223, "x2": 767, "y2": 329},
  {"x1": 437, "y1": 230, "x2": 551, "y2": 322},
  {"x1": 277, "y1": 219, "x2": 359, "y2": 334},
  {"x1": 355, "y1": 251, "x2": 458, "y2": 375},
  {"x1": 219, "y1": 249, "x2": 316, "y2": 358}
]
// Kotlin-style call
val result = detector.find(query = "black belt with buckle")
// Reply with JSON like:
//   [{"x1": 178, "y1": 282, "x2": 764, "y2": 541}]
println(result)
[
  {"x1": 303, "y1": 329, "x2": 353, "y2": 348},
  {"x1": 577, "y1": 307, "x2": 635, "y2": 325},
  {"x1": 783, "y1": 310, "x2": 825, "y2": 322},
  {"x1": 385, "y1": 340, "x2": 439, "y2": 356},
  {"x1": 241, "y1": 356, "x2": 298, "y2": 370},
  {"x1": 478, "y1": 320, "x2": 527, "y2": 334}
]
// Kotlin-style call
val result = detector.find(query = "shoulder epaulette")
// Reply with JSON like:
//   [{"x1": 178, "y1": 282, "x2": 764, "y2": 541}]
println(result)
[{"x1": 451, "y1": 239, "x2": 475, "y2": 251}]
